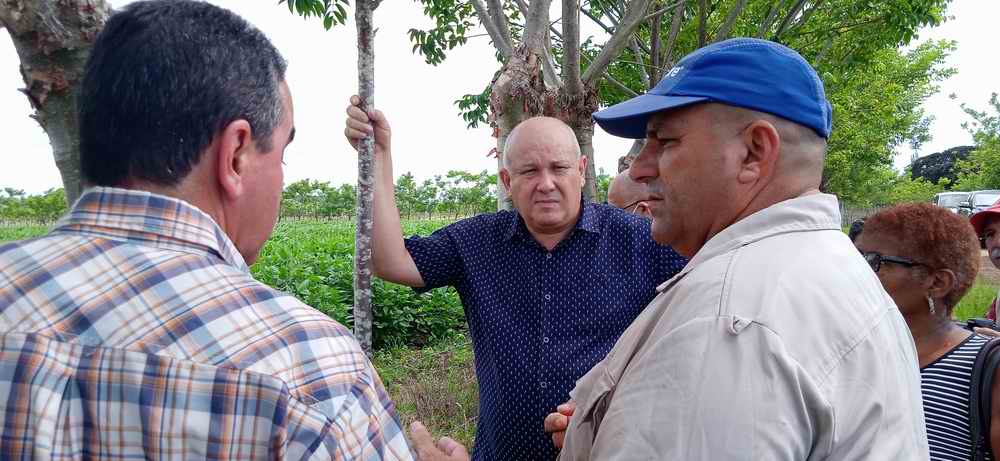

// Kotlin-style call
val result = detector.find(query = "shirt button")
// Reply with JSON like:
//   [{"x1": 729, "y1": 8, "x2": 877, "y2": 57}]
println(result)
[
  {"x1": 543, "y1": 336, "x2": 550, "y2": 344},
  {"x1": 544, "y1": 294, "x2": 551, "y2": 300},
  {"x1": 540, "y1": 381, "x2": 548, "y2": 389},
  {"x1": 546, "y1": 253, "x2": 553, "y2": 259}
]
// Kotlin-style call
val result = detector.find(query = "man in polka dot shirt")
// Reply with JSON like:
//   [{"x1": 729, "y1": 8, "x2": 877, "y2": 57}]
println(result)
[{"x1": 345, "y1": 99, "x2": 687, "y2": 460}]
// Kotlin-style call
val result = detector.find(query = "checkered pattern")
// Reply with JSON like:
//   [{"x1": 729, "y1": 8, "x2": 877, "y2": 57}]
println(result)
[{"x1": 0, "y1": 187, "x2": 412, "y2": 460}]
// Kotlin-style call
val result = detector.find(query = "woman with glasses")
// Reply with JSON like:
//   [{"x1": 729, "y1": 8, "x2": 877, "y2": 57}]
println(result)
[{"x1": 852, "y1": 203, "x2": 995, "y2": 460}]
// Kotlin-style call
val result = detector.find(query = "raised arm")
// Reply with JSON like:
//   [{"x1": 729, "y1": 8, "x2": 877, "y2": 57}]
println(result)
[{"x1": 344, "y1": 96, "x2": 424, "y2": 287}]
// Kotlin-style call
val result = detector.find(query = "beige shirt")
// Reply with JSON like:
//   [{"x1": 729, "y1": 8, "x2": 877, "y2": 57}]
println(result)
[{"x1": 559, "y1": 194, "x2": 928, "y2": 460}]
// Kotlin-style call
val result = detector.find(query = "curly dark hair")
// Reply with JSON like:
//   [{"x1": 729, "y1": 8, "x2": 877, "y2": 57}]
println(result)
[{"x1": 862, "y1": 203, "x2": 981, "y2": 310}]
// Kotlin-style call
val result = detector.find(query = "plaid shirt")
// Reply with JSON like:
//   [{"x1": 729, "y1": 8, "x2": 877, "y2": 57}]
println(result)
[{"x1": 0, "y1": 187, "x2": 413, "y2": 460}]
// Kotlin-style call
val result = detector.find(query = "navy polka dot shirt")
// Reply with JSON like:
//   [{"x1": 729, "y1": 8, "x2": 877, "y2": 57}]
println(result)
[{"x1": 405, "y1": 201, "x2": 687, "y2": 461}]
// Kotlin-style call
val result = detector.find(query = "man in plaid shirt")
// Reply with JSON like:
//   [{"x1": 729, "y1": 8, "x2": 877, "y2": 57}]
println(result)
[{"x1": 0, "y1": 1, "x2": 419, "y2": 459}]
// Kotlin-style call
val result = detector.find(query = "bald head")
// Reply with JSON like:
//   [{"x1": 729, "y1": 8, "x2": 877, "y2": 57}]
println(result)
[
  {"x1": 608, "y1": 170, "x2": 649, "y2": 213},
  {"x1": 503, "y1": 117, "x2": 581, "y2": 169}
]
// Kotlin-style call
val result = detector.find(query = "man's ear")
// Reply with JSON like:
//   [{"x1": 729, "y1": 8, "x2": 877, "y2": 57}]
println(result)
[
  {"x1": 215, "y1": 119, "x2": 254, "y2": 201},
  {"x1": 737, "y1": 120, "x2": 780, "y2": 185},
  {"x1": 578, "y1": 154, "x2": 588, "y2": 187},
  {"x1": 499, "y1": 167, "x2": 512, "y2": 195}
]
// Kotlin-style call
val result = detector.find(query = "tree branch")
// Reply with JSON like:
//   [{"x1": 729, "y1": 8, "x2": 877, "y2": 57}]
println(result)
[
  {"x1": 643, "y1": 1, "x2": 683, "y2": 22},
  {"x1": 581, "y1": 6, "x2": 615, "y2": 35},
  {"x1": 579, "y1": 51, "x2": 638, "y2": 97},
  {"x1": 486, "y1": 0, "x2": 513, "y2": 49},
  {"x1": 523, "y1": 0, "x2": 555, "y2": 51},
  {"x1": 756, "y1": 0, "x2": 786, "y2": 38},
  {"x1": 786, "y1": 0, "x2": 827, "y2": 36},
  {"x1": 514, "y1": 0, "x2": 529, "y2": 17},
  {"x1": 604, "y1": 73, "x2": 640, "y2": 98},
  {"x1": 650, "y1": 9, "x2": 663, "y2": 85},
  {"x1": 663, "y1": 0, "x2": 687, "y2": 68},
  {"x1": 773, "y1": 0, "x2": 808, "y2": 40},
  {"x1": 698, "y1": 0, "x2": 708, "y2": 47},
  {"x1": 713, "y1": 0, "x2": 747, "y2": 42},
  {"x1": 630, "y1": 38, "x2": 650, "y2": 89},
  {"x1": 583, "y1": 0, "x2": 655, "y2": 85},
  {"x1": 814, "y1": 35, "x2": 835, "y2": 65},
  {"x1": 470, "y1": 0, "x2": 513, "y2": 58},
  {"x1": 562, "y1": 0, "x2": 584, "y2": 96},
  {"x1": 542, "y1": 29, "x2": 564, "y2": 87}
]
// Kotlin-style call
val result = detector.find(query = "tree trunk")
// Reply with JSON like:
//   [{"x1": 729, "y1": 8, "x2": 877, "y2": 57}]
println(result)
[
  {"x1": 0, "y1": 0, "x2": 110, "y2": 206},
  {"x1": 490, "y1": 44, "x2": 552, "y2": 211},
  {"x1": 576, "y1": 124, "x2": 597, "y2": 200},
  {"x1": 353, "y1": 0, "x2": 379, "y2": 358}
]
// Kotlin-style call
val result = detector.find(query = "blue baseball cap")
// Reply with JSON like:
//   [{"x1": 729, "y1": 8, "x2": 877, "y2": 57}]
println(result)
[{"x1": 593, "y1": 38, "x2": 832, "y2": 139}]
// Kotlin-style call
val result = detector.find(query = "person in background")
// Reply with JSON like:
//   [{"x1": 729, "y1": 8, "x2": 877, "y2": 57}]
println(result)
[
  {"x1": 344, "y1": 107, "x2": 686, "y2": 460},
  {"x1": 972, "y1": 202, "x2": 1000, "y2": 321},
  {"x1": 854, "y1": 203, "x2": 999, "y2": 460},
  {"x1": 607, "y1": 169, "x2": 653, "y2": 217}
]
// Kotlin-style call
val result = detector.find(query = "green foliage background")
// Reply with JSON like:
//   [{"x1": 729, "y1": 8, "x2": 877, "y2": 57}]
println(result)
[{"x1": 253, "y1": 220, "x2": 467, "y2": 348}]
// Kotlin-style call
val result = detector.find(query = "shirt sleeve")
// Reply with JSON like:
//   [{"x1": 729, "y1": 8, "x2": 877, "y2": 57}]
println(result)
[
  {"x1": 403, "y1": 224, "x2": 467, "y2": 291},
  {"x1": 579, "y1": 319, "x2": 816, "y2": 461},
  {"x1": 323, "y1": 359, "x2": 415, "y2": 460}
]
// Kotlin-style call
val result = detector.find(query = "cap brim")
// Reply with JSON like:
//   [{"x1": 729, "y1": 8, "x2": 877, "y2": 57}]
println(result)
[{"x1": 593, "y1": 95, "x2": 709, "y2": 139}]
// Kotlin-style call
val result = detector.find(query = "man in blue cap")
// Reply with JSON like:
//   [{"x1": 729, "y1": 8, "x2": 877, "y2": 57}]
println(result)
[{"x1": 547, "y1": 38, "x2": 930, "y2": 459}]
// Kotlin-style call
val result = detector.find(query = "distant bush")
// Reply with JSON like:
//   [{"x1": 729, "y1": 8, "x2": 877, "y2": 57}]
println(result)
[{"x1": 0, "y1": 188, "x2": 68, "y2": 223}]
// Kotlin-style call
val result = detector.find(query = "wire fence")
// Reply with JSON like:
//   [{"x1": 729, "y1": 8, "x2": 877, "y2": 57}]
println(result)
[{"x1": 0, "y1": 218, "x2": 54, "y2": 228}]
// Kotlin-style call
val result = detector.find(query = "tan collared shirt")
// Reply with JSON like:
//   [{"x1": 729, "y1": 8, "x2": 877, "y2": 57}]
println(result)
[{"x1": 560, "y1": 193, "x2": 928, "y2": 460}]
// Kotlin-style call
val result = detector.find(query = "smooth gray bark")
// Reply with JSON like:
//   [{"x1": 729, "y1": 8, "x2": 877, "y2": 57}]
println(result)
[{"x1": 354, "y1": 0, "x2": 379, "y2": 357}]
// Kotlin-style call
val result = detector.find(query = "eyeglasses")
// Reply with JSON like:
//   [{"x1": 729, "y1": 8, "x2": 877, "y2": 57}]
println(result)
[{"x1": 860, "y1": 251, "x2": 924, "y2": 273}]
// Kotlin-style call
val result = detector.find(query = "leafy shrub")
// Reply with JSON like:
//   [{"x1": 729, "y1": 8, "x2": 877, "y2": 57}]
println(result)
[
  {"x1": 0, "y1": 225, "x2": 49, "y2": 242},
  {"x1": 253, "y1": 220, "x2": 466, "y2": 348}
]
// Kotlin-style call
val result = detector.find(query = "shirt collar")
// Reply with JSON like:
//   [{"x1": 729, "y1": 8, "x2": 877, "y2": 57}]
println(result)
[
  {"x1": 504, "y1": 198, "x2": 600, "y2": 243},
  {"x1": 52, "y1": 186, "x2": 249, "y2": 273},
  {"x1": 657, "y1": 193, "x2": 842, "y2": 292}
]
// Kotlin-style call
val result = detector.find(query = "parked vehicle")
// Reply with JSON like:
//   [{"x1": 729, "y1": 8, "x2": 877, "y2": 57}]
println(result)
[
  {"x1": 959, "y1": 190, "x2": 1000, "y2": 217},
  {"x1": 933, "y1": 191, "x2": 970, "y2": 213}
]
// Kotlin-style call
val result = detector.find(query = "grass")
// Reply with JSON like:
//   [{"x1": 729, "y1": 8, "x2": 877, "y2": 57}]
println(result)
[
  {"x1": 954, "y1": 279, "x2": 997, "y2": 321},
  {"x1": 373, "y1": 334, "x2": 478, "y2": 447},
  {"x1": 0, "y1": 224, "x2": 49, "y2": 242}
]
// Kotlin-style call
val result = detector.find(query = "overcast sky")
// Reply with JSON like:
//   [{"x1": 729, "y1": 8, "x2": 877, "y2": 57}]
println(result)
[{"x1": 0, "y1": 1, "x2": 995, "y2": 194}]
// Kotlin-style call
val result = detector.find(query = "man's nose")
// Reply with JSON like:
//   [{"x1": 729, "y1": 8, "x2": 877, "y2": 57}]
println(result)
[
  {"x1": 630, "y1": 141, "x2": 657, "y2": 184},
  {"x1": 536, "y1": 171, "x2": 556, "y2": 191}
]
